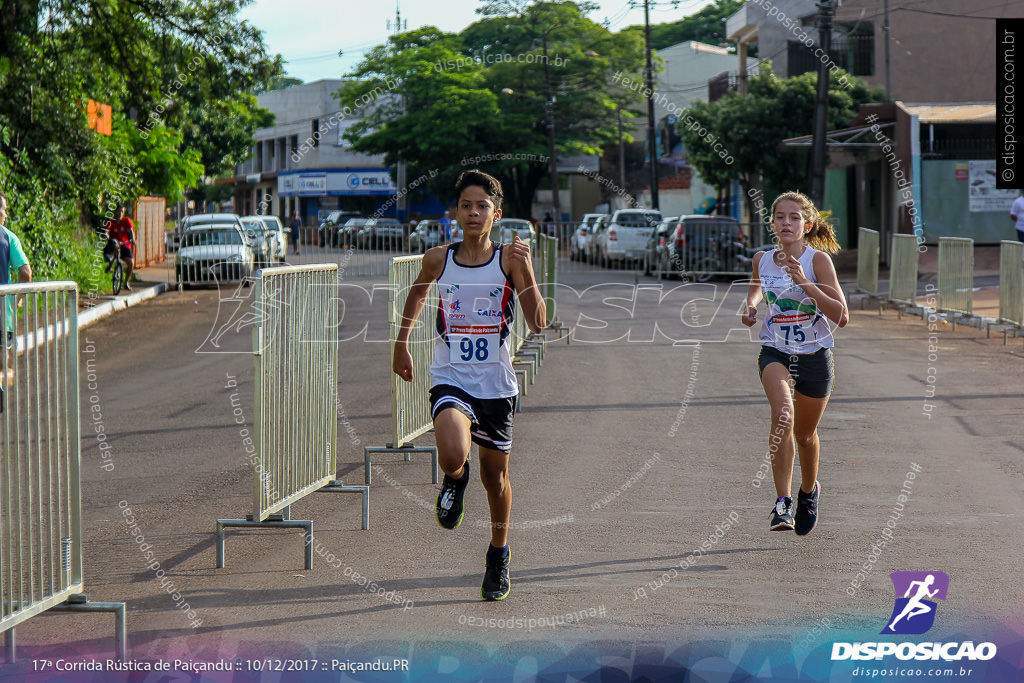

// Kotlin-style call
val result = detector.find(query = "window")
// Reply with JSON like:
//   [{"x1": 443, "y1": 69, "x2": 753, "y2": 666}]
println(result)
[{"x1": 786, "y1": 28, "x2": 874, "y2": 78}]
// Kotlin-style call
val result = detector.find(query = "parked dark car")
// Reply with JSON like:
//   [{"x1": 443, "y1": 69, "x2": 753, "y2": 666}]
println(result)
[
  {"x1": 318, "y1": 211, "x2": 362, "y2": 247},
  {"x1": 669, "y1": 215, "x2": 748, "y2": 282}
]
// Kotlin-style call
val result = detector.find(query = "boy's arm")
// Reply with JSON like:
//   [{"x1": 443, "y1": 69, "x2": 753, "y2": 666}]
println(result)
[
  {"x1": 741, "y1": 250, "x2": 764, "y2": 327},
  {"x1": 392, "y1": 246, "x2": 445, "y2": 382},
  {"x1": 505, "y1": 237, "x2": 546, "y2": 333}
]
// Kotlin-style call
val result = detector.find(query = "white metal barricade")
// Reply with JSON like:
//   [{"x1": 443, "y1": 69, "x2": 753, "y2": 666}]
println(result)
[
  {"x1": 218, "y1": 265, "x2": 368, "y2": 570},
  {"x1": 888, "y1": 235, "x2": 920, "y2": 307},
  {"x1": 364, "y1": 256, "x2": 439, "y2": 485},
  {"x1": 987, "y1": 241, "x2": 1024, "y2": 343},
  {"x1": 937, "y1": 237, "x2": 974, "y2": 318},
  {"x1": 1, "y1": 282, "x2": 125, "y2": 661},
  {"x1": 856, "y1": 228, "x2": 880, "y2": 298}
]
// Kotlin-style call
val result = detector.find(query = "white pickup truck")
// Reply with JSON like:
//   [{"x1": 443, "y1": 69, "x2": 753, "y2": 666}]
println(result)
[{"x1": 602, "y1": 209, "x2": 663, "y2": 267}]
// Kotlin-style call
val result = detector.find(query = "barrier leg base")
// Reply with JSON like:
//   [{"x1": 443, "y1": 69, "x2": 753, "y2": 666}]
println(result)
[
  {"x1": 548, "y1": 321, "x2": 570, "y2": 343},
  {"x1": 216, "y1": 514, "x2": 313, "y2": 570},
  {"x1": 364, "y1": 445, "x2": 439, "y2": 486},
  {"x1": 51, "y1": 597, "x2": 127, "y2": 661},
  {"x1": 4, "y1": 627, "x2": 13, "y2": 664},
  {"x1": 320, "y1": 481, "x2": 371, "y2": 529},
  {"x1": 514, "y1": 350, "x2": 539, "y2": 380}
]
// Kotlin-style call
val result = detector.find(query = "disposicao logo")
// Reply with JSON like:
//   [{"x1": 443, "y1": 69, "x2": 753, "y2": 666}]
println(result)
[
  {"x1": 831, "y1": 572, "x2": 997, "y2": 663},
  {"x1": 882, "y1": 571, "x2": 947, "y2": 635}
]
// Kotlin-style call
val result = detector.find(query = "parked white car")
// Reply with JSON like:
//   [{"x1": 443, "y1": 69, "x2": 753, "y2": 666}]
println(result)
[
  {"x1": 493, "y1": 218, "x2": 536, "y2": 245},
  {"x1": 256, "y1": 215, "x2": 287, "y2": 262},
  {"x1": 176, "y1": 224, "x2": 255, "y2": 288},
  {"x1": 600, "y1": 209, "x2": 663, "y2": 267},
  {"x1": 571, "y1": 213, "x2": 605, "y2": 261}
]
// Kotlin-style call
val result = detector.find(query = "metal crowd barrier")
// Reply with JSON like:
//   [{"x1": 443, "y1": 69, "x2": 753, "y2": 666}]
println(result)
[
  {"x1": 1, "y1": 282, "x2": 126, "y2": 662},
  {"x1": 888, "y1": 234, "x2": 920, "y2": 317},
  {"x1": 217, "y1": 264, "x2": 368, "y2": 571},
  {"x1": 987, "y1": 240, "x2": 1024, "y2": 343},
  {"x1": 855, "y1": 228, "x2": 880, "y2": 298},
  {"x1": 538, "y1": 235, "x2": 558, "y2": 319},
  {"x1": 364, "y1": 255, "x2": 439, "y2": 485},
  {"x1": 937, "y1": 237, "x2": 974, "y2": 321}
]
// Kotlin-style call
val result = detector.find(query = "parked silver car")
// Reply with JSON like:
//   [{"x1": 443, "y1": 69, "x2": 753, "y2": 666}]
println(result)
[
  {"x1": 176, "y1": 224, "x2": 255, "y2": 288},
  {"x1": 409, "y1": 220, "x2": 442, "y2": 253},
  {"x1": 356, "y1": 218, "x2": 403, "y2": 250},
  {"x1": 240, "y1": 216, "x2": 276, "y2": 266}
]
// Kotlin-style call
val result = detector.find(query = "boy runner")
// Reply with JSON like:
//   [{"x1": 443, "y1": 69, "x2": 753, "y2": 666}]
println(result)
[{"x1": 392, "y1": 170, "x2": 546, "y2": 600}]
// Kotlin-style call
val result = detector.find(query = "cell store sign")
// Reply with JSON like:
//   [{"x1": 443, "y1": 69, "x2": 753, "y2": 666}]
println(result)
[{"x1": 280, "y1": 173, "x2": 328, "y2": 196}]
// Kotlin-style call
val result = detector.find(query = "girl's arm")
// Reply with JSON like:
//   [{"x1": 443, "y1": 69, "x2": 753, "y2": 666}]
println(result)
[
  {"x1": 741, "y1": 250, "x2": 765, "y2": 327},
  {"x1": 786, "y1": 251, "x2": 849, "y2": 327}
]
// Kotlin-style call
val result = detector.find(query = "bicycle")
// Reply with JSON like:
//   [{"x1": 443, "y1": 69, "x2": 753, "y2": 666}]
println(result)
[{"x1": 103, "y1": 237, "x2": 133, "y2": 295}]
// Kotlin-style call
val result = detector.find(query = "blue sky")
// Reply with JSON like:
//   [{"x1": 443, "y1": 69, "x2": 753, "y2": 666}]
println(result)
[{"x1": 240, "y1": 0, "x2": 717, "y2": 83}]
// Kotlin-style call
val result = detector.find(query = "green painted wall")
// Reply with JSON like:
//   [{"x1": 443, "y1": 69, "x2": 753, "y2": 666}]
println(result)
[{"x1": 921, "y1": 161, "x2": 1017, "y2": 244}]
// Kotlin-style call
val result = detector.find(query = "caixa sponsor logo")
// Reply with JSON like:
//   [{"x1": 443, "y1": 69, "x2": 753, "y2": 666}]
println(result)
[{"x1": 831, "y1": 641, "x2": 997, "y2": 662}]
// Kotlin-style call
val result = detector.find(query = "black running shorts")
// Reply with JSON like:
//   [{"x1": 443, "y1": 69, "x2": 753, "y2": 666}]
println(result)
[
  {"x1": 757, "y1": 345, "x2": 835, "y2": 399},
  {"x1": 429, "y1": 384, "x2": 517, "y2": 453}
]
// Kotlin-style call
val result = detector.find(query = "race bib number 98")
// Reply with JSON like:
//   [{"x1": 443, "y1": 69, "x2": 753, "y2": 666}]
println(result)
[{"x1": 450, "y1": 327, "x2": 500, "y2": 364}]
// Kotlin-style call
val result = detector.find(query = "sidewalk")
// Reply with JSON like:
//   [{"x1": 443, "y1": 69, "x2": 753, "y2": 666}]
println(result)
[
  {"x1": 77, "y1": 259, "x2": 173, "y2": 329},
  {"x1": 843, "y1": 244, "x2": 1017, "y2": 334}
]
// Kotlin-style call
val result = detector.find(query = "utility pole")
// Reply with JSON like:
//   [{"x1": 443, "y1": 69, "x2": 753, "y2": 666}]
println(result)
[
  {"x1": 388, "y1": 2, "x2": 408, "y2": 224},
  {"x1": 542, "y1": 34, "x2": 561, "y2": 234},
  {"x1": 809, "y1": 0, "x2": 833, "y2": 207},
  {"x1": 883, "y1": 0, "x2": 891, "y2": 101},
  {"x1": 643, "y1": 0, "x2": 659, "y2": 209}
]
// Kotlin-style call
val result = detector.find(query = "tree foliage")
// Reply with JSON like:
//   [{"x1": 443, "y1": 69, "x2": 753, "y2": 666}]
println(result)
[
  {"x1": 338, "y1": 1, "x2": 646, "y2": 218},
  {"x1": 676, "y1": 67, "x2": 885, "y2": 220},
  {"x1": 622, "y1": 0, "x2": 745, "y2": 50},
  {"x1": 0, "y1": 0, "x2": 282, "y2": 288}
]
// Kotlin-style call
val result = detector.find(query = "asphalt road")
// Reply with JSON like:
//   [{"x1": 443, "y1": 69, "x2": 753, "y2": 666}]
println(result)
[{"x1": 2, "y1": 250, "x2": 1023, "y2": 682}]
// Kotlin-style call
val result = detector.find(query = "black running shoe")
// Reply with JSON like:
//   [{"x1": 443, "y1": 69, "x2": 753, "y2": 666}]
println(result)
[
  {"x1": 435, "y1": 461, "x2": 469, "y2": 530},
  {"x1": 770, "y1": 496, "x2": 795, "y2": 531},
  {"x1": 481, "y1": 545, "x2": 511, "y2": 601},
  {"x1": 794, "y1": 481, "x2": 820, "y2": 536}
]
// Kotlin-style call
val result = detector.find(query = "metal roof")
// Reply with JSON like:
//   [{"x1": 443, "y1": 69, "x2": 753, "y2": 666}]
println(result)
[{"x1": 903, "y1": 104, "x2": 995, "y2": 123}]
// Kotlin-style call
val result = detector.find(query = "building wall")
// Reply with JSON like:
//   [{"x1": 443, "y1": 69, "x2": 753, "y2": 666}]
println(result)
[
  {"x1": 836, "y1": 0, "x2": 1016, "y2": 103},
  {"x1": 921, "y1": 160, "x2": 1015, "y2": 244},
  {"x1": 234, "y1": 80, "x2": 402, "y2": 223},
  {"x1": 653, "y1": 41, "x2": 759, "y2": 124}
]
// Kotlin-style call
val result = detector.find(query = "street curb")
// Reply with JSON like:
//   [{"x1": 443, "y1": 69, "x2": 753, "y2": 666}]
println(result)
[{"x1": 78, "y1": 282, "x2": 169, "y2": 330}]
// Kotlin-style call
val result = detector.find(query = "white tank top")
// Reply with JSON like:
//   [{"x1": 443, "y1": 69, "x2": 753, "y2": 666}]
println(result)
[
  {"x1": 758, "y1": 246, "x2": 833, "y2": 353},
  {"x1": 430, "y1": 242, "x2": 518, "y2": 398}
]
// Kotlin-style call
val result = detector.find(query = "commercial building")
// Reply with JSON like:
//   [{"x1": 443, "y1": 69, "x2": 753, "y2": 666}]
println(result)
[{"x1": 232, "y1": 80, "x2": 443, "y2": 226}]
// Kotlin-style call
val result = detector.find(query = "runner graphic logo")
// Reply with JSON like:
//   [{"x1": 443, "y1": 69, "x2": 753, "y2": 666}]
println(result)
[{"x1": 881, "y1": 571, "x2": 949, "y2": 635}]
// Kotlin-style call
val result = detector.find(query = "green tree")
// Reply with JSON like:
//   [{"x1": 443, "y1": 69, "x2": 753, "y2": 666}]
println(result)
[
  {"x1": 0, "y1": 0, "x2": 282, "y2": 289},
  {"x1": 622, "y1": 0, "x2": 746, "y2": 50},
  {"x1": 338, "y1": 2, "x2": 646, "y2": 218},
  {"x1": 676, "y1": 67, "x2": 884, "y2": 222}
]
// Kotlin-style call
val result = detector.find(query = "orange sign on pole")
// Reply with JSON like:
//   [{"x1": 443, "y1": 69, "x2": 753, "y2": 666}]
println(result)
[{"x1": 87, "y1": 100, "x2": 112, "y2": 136}]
